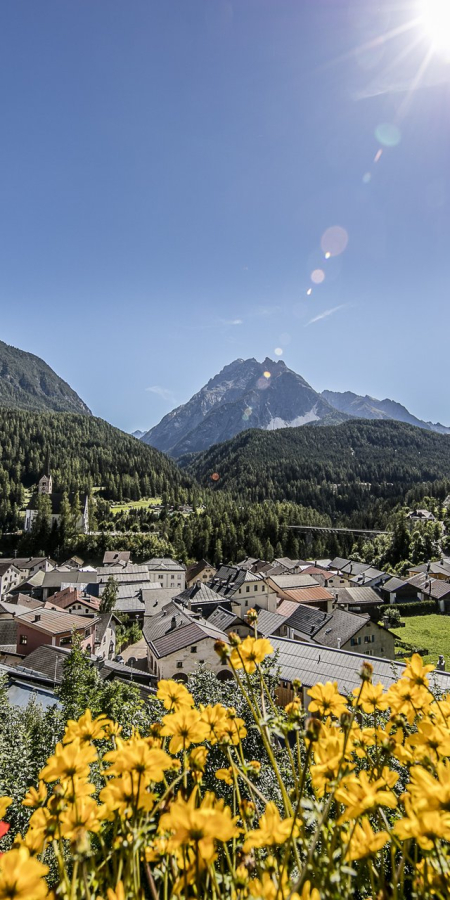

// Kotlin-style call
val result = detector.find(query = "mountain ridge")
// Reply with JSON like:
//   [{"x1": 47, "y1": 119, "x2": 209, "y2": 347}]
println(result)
[
  {"x1": 0, "y1": 339, "x2": 91, "y2": 415},
  {"x1": 140, "y1": 357, "x2": 450, "y2": 456}
]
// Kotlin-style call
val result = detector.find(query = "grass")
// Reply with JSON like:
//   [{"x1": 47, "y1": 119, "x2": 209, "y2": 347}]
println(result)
[
  {"x1": 110, "y1": 497, "x2": 161, "y2": 514},
  {"x1": 396, "y1": 614, "x2": 450, "y2": 665}
]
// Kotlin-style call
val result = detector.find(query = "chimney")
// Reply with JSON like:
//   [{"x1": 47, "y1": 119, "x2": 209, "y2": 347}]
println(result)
[
  {"x1": 382, "y1": 615, "x2": 389, "y2": 628},
  {"x1": 170, "y1": 616, "x2": 176, "y2": 630},
  {"x1": 437, "y1": 655, "x2": 446, "y2": 671},
  {"x1": 337, "y1": 638, "x2": 341, "y2": 649},
  {"x1": 34, "y1": 613, "x2": 41, "y2": 622}
]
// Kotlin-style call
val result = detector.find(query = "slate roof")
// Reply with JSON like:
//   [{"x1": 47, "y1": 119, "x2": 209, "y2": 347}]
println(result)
[
  {"x1": 0, "y1": 557, "x2": 52, "y2": 571},
  {"x1": 207, "y1": 606, "x2": 245, "y2": 632},
  {"x1": 0, "y1": 600, "x2": 33, "y2": 617},
  {"x1": 0, "y1": 563, "x2": 19, "y2": 577},
  {"x1": 252, "y1": 609, "x2": 285, "y2": 637},
  {"x1": 382, "y1": 577, "x2": 409, "y2": 593},
  {"x1": 100, "y1": 583, "x2": 149, "y2": 601},
  {"x1": 407, "y1": 573, "x2": 430, "y2": 589},
  {"x1": 426, "y1": 581, "x2": 450, "y2": 600},
  {"x1": 340, "y1": 562, "x2": 371, "y2": 577},
  {"x1": 269, "y1": 638, "x2": 450, "y2": 693},
  {"x1": 209, "y1": 566, "x2": 265, "y2": 598},
  {"x1": 175, "y1": 584, "x2": 224, "y2": 604},
  {"x1": 114, "y1": 597, "x2": 146, "y2": 613},
  {"x1": 97, "y1": 571, "x2": 151, "y2": 584},
  {"x1": 19, "y1": 645, "x2": 72, "y2": 682},
  {"x1": 349, "y1": 567, "x2": 385, "y2": 584},
  {"x1": 314, "y1": 608, "x2": 370, "y2": 649},
  {"x1": 329, "y1": 557, "x2": 351, "y2": 571}
]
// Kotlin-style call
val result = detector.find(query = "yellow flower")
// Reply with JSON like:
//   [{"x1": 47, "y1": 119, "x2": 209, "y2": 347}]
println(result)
[
  {"x1": 99, "y1": 773, "x2": 155, "y2": 819},
  {"x1": 345, "y1": 817, "x2": 390, "y2": 861},
  {"x1": 335, "y1": 768, "x2": 398, "y2": 822},
  {"x1": 0, "y1": 798, "x2": 12, "y2": 820},
  {"x1": 160, "y1": 708, "x2": 209, "y2": 754},
  {"x1": 63, "y1": 710, "x2": 113, "y2": 745},
  {"x1": 404, "y1": 653, "x2": 435, "y2": 687},
  {"x1": 106, "y1": 883, "x2": 125, "y2": 900},
  {"x1": 0, "y1": 845, "x2": 49, "y2": 899},
  {"x1": 310, "y1": 733, "x2": 348, "y2": 797},
  {"x1": 39, "y1": 739, "x2": 97, "y2": 783},
  {"x1": 307, "y1": 682, "x2": 348, "y2": 718},
  {"x1": 24, "y1": 806, "x2": 56, "y2": 854},
  {"x1": 405, "y1": 719, "x2": 450, "y2": 763},
  {"x1": 385, "y1": 680, "x2": 432, "y2": 723},
  {"x1": 22, "y1": 782, "x2": 47, "y2": 809},
  {"x1": 215, "y1": 715, "x2": 247, "y2": 745},
  {"x1": 404, "y1": 760, "x2": 450, "y2": 813},
  {"x1": 215, "y1": 767, "x2": 234, "y2": 785},
  {"x1": 199, "y1": 704, "x2": 229, "y2": 742},
  {"x1": 189, "y1": 746, "x2": 208, "y2": 773},
  {"x1": 229, "y1": 637, "x2": 273, "y2": 674},
  {"x1": 157, "y1": 679, "x2": 194, "y2": 711},
  {"x1": 243, "y1": 801, "x2": 299, "y2": 851},
  {"x1": 293, "y1": 883, "x2": 321, "y2": 900},
  {"x1": 58, "y1": 796, "x2": 101, "y2": 843},
  {"x1": 103, "y1": 736, "x2": 173, "y2": 784},
  {"x1": 159, "y1": 790, "x2": 239, "y2": 862},
  {"x1": 394, "y1": 798, "x2": 450, "y2": 850},
  {"x1": 352, "y1": 681, "x2": 388, "y2": 714}
]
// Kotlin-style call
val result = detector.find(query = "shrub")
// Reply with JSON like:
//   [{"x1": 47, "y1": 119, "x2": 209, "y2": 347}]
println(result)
[
  {"x1": 0, "y1": 637, "x2": 449, "y2": 898},
  {"x1": 379, "y1": 600, "x2": 437, "y2": 617}
]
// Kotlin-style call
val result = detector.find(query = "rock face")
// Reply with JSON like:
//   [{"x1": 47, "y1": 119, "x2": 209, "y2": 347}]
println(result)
[
  {"x1": 141, "y1": 358, "x2": 345, "y2": 457},
  {"x1": 0, "y1": 340, "x2": 91, "y2": 415},
  {"x1": 322, "y1": 390, "x2": 450, "y2": 435}
]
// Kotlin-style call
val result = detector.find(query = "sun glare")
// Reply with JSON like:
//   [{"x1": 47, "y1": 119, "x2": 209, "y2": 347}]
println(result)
[{"x1": 421, "y1": 0, "x2": 450, "y2": 54}]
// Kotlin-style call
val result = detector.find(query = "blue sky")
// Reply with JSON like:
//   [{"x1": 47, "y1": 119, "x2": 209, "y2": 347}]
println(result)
[{"x1": 1, "y1": 0, "x2": 450, "y2": 431}]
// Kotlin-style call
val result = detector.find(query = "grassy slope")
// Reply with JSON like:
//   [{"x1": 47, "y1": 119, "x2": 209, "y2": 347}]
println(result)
[{"x1": 399, "y1": 615, "x2": 450, "y2": 665}]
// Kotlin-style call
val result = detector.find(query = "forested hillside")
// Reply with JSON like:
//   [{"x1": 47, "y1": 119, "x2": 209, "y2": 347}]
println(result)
[
  {"x1": 0, "y1": 408, "x2": 192, "y2": 529},
  {"x1": 0, "y1": 339, "x2": 91, "y2": 414},
  {"x1": 184, "y1": 419, "x2": 450, "y2": 518}
]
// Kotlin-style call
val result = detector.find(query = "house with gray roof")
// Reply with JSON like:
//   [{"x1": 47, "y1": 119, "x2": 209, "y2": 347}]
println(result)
[
  {"x1": 269, "y1": 638, "x2": 450, "y2": 708},
  {"x1": 256, "y1": 602, "x2": 395, "y2": 659},
  {"x1": 143, "y1": 601, "x2": 230, "y2": 682}
]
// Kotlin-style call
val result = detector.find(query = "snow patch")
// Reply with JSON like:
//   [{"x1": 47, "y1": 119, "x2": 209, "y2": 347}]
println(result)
[{"x1": 265, "y1": 405, "x2": 320, "y2": 430}]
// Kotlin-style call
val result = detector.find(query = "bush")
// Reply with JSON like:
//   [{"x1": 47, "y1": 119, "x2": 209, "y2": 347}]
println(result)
[{"x1": 379, "y1": 600, "x2": 437, "y2": 617}]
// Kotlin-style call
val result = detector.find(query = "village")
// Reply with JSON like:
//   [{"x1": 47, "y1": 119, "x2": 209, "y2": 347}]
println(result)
[{"x1": 2, "y1": 532, "x2": 450, "y2": 708}]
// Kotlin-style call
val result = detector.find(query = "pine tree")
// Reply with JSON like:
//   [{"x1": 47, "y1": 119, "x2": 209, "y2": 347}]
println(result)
[{"x1": 100, "y1": 576, "x2": 119, "y2": 613}]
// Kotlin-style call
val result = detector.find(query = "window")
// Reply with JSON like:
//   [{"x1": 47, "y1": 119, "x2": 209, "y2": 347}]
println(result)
[
  {"x1": 262, "y1": 585, "x2": 265, "y2": 591},
  {"x1": 191, "y1": 646, "x2": 197, "y2": 653},
  {"x1": 19, "y1": 634, "x2": 27, "y2": 645},
  {"x1": 254, "y1": 585, "x2": 258, "y2": 591},
  {"x1": 176, "y1": 661, "x2": 183, "y2": 669},
  {"x1": 246, "y1": 586, "x2": 250, "y2": 593}
]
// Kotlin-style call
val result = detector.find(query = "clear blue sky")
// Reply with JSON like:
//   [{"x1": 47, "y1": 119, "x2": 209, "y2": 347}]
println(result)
[{"x1": 1, "y1": 0, "x2": 449, "y2": 431}]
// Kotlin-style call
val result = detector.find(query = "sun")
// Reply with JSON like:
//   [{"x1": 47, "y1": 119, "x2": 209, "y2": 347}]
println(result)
[{"x1": 421, "y1": 0, "x2": 450, "y2": 54}]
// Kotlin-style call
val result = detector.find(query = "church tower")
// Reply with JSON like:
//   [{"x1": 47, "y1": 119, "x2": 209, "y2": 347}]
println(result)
[{"x1": 38, "y1": 452, "x2": 53, "y2": 494}]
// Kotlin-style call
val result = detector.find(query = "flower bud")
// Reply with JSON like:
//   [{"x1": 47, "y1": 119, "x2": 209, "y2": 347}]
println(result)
[
  {"x1": 305, "y1": 716, "x2": 321, "y2": 742},
  {"x1": 214, "y1": 640, "x2": 231, "y2": 662},
  {"x1": 245, "y1": 608, "x2": 258, "y2": 624},
  {"x1": 229, "y1": 632, "x2": 242, "y2": 647},
  {"x1": 360, "y1": 661, "x2": 373, "y2": 682}
]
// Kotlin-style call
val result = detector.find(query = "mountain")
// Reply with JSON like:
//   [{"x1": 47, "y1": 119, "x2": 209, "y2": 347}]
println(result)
[
  {"x1": 0, "y1": 339, "x2": 91, "y2": 415},
  {"x1": 322, "y1": 390, "x2": 450, "y2": 435},
  {"x1": 131, "y1": 430, "x2": 145, "y2": 439},
  {"x1": 184, "y1": 418, "x2": 450, "y2": 512},
  {"x1": 141, "y1": 358, "x2": 346, "y2": 457}
]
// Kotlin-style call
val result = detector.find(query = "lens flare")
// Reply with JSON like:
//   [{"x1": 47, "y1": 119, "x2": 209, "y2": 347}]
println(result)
[
  {"x1": 211, "y1": 472, "x2": 220, "y2": 482},
  {"x1": 375, "y1": 123, "x2": 401, "y2": 147},
  {"x1": 306, "y1": 288, "x2": 312, "y2": 296},
  {"x1": 274, "y1": 347, "x2": 283, "y2": 356},
  {"x1": 263, "y1": 371, "x2": 271, "y2": 378},
  {"x1": 311, "y1": 269, "x2": 325, "y2": 284},
  {"x1": 324, "y1": 251, "x2": 331, "y2": 259},
  {"x1": 320, "y1": 226, "x2": 349, "y2": 257}
]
